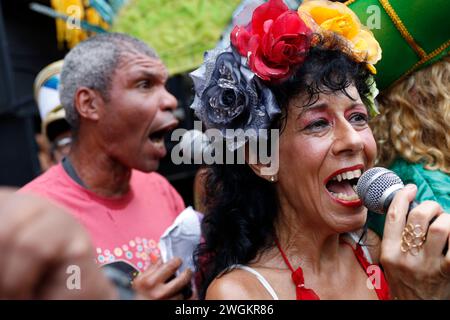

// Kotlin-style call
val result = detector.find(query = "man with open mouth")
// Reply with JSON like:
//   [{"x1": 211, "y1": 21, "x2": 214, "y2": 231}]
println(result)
[{"x1": 18, "y1": 33, "x2": 192, "y2": 300}]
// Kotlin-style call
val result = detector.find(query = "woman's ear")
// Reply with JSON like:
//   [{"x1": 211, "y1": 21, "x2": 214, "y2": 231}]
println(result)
[
  {"x1": 246, "y1": 146, "x2": 278, "y2": 183},
  {"x1": 74, "y1": 87, "x2": 102, "y2": 122},
  {"x1": 247, "y1": 162, "x2": 278, "y2": 182}
]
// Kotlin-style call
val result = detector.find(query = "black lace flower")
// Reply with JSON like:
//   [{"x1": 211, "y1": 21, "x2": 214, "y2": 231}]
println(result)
[{"x1": 190, "y1": 47, "x2": 281, "y2": 151}]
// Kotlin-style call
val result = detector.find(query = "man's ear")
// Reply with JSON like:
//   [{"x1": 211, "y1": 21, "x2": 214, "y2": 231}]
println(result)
[{"x1": 74, "y1": 87, "x2": 102, "y2": 122}]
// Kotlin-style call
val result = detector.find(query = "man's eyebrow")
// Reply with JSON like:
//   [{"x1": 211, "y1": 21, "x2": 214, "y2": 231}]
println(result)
[{"x1": 133, "y1": 70, "x2": 167, "y2": 82}]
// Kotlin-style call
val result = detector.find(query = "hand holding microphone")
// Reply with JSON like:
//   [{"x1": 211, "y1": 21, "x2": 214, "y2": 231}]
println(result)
[
  {"x1": 356, "y1": 167, "x2": 418, "y2": 215},
  {"x1": 356, "y1": 167, "x2": 445, "y2": 250},
  {"x1": 357, "y1": 167, "x2": 450, "y2": 299}
]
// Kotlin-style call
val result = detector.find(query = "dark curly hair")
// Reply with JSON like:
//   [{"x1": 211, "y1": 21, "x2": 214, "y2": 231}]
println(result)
[{"x1": 194, "y1": 43, "x2": 373, "y2": 299}]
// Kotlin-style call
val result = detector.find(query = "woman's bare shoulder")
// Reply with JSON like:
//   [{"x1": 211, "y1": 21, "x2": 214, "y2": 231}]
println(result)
[{"x1": 205, "y1": 268, "x2": 274, "y2": 300}]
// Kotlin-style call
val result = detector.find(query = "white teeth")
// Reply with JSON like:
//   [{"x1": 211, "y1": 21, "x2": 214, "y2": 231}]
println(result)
[
  {"x1": 151, "y1": 137, "x2": 164, "y2": 147},
  {"x1": 327, "y1": 169, "x2": 363, "y2": 202},
  {"x1": 331, "y1": 168, "x2": 362, "y2": 182},
  {"x1": 330, "y1": 191, "x2": 360, "y2": 201}
]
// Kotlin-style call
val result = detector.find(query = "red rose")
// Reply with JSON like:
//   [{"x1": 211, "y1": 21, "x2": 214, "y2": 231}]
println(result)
[{"x1": 231, "y1": 0, "x2": 311, "y2": 81}]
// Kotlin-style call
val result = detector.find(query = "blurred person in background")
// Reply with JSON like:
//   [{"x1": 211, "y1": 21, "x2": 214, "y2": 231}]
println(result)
[{"x1": 34, "y1": 60, "x2": 72, "y2": 170}]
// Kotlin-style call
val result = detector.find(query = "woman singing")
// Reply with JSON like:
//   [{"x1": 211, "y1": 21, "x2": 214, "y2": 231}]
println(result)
[{"x1": 191, "y1": 0, "x2": 450, "y2": 300}]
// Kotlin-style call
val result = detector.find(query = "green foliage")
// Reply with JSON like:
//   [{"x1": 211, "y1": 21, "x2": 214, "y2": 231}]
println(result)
[{"x1": 112, "y1": 0, "x2": 241, "y2": 75}]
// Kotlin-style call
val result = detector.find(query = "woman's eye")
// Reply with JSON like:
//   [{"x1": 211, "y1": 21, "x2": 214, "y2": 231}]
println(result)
[
  {"x1": 349, "y1": 113, "x2": 368, "y2": 125},
  {"x1": 304, "y1": 119, "x2": 329, "y2": 131}
]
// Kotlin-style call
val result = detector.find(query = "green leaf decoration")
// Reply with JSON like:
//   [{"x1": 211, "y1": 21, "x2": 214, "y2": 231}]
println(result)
[{"x1": 366, "y1": 75, "x2": 380, "y2": 118}]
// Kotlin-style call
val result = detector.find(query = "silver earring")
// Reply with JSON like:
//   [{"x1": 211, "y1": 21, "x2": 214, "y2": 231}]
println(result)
[{"x1": 270, "y1": 176, "x2": 276, "y2": 182}]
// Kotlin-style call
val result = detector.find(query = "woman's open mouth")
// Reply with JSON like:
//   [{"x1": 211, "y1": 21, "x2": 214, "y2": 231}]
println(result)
[{"x1": 324, "y1": 165, "x2": 363, "y2": 207}]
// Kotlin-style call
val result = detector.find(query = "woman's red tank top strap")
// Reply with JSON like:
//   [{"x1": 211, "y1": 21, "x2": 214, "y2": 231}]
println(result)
[
  {"x1": 350, "y1": 243, "x2": 391, "y2": 300},
  {"x1": 275, "y1": 237, "x2": 390, "y2": 300},
  {"x1": 275, "y1": 238, "x2": 320, "y2": 300}
]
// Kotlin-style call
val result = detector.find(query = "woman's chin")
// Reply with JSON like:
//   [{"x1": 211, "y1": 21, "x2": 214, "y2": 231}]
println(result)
[
  {"x1": 337, "y1": 213, "x2": 367, "y2": 233},
  {"x1": 328, "y1": 208, "x2": 368, "y2": 234}
]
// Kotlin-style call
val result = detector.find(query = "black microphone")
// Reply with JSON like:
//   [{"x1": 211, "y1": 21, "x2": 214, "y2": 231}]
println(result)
[{"x1": 356, "y1": 167, "x2": 418, "y2": 215}]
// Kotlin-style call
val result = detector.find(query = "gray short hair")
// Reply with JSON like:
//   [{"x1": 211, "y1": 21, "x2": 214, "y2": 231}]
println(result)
[{"x1": 60, "y1": 33, "x2": 158, "y2": 129}]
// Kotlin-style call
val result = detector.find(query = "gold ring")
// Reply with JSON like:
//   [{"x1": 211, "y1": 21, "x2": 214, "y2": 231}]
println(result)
[{"x1": 401, "y1": 223, "x2": 426, "y2": 255}]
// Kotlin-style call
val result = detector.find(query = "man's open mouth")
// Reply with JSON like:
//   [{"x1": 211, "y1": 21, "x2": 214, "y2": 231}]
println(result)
[
  {"x1": 149, "y1": 129, "x2": 166, "y2": 147},
  {"x1": 324, "y1": 165, "x2": 363, "y2": 203},
  {"x1": 148, "y1": 120, "x2": 179, "y2": 149}
]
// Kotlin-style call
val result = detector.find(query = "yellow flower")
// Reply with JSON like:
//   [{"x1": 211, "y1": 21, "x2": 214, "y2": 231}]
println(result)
[
  {"x1": 351, "y1": 29, "x2": 382, "y2": 65},
  {"x1": 298, "y1": 0, "x2": 382, "y2": 66},
  {"x1": 320, "y1": 14, "x2": 359, "y2": 39},
  {"x1": 299, "y1": 0, "x2": 361, "y2": 40}
]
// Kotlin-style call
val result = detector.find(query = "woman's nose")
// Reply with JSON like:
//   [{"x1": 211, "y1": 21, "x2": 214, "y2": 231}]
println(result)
[{"x1": 331, "y1": 119, "x2": 364, "y2": 156}]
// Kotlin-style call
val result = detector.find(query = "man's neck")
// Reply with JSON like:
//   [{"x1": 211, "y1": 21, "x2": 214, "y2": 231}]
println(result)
[{"x1": 68, "y1": 140, "x2": 132, "y2": 198}]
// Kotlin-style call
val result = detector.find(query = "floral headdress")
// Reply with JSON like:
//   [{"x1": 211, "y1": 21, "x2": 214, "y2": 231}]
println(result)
[{"x1": 190, "y1": 0, "x2": 382, "y2": 151}]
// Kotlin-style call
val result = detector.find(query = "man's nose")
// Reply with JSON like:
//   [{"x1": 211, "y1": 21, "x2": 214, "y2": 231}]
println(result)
[
  {"x1": 331, "y1": 119, "x2": 364, "y2": 156},
  {"x1": 160, "y1": 88, "x2": 178, "y2": 112}
]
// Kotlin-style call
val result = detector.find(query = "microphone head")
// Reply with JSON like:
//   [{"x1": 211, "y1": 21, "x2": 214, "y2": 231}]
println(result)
[{"x1": 356, "y1": 167, "x2": 404, "y2": 214}]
